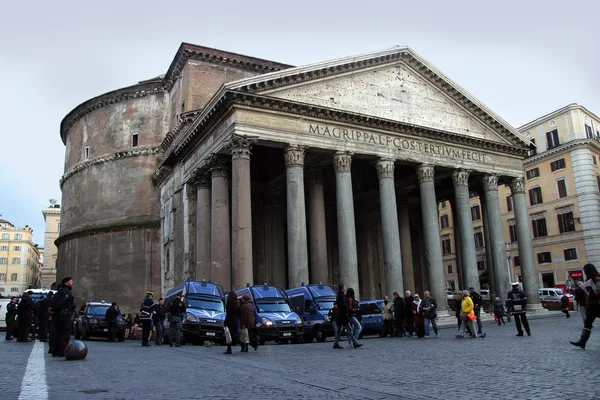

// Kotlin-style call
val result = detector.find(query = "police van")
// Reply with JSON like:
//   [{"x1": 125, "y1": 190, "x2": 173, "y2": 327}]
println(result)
[
  {"x1": 165, "y1": 280, "x2": 226, "y2": 345},
  {"x1": 28, "y1": 288, "x2": 53, "y2": 303},
  {"x1": 236, "y1": 284, "x2": 304, "y2": 345},
  {"x1": 286, "y1": 283, "x2": 336, "y2": 343},
  {"x1": 358, "y1": 300, "x2": 386, "y2": 337}
]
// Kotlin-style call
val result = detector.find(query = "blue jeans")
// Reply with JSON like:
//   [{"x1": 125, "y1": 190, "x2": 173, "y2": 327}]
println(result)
[
  {"x1": 170, "y1": 316, "x2": 182, "y2": 345},
  {"x1": 154, "y1": 319, "x2": 164, "y2": 344},
  {"x1": 424, "y1": 317, "x2": 438, "y2": 336},
  {"x1": 349, "y1": 316, "x2": 362, "y2": 340},
  {"x1": 333, "y1": 321, "x2": 357, "y2": 346}
]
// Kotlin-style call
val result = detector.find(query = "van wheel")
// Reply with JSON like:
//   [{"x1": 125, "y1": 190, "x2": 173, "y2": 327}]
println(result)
[{"x1": 314, "y1": 327, "x2": 326, "y2": 342}]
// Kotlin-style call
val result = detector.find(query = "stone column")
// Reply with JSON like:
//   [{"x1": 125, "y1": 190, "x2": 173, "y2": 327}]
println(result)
[
  {"x1": 377, "y1": 159, "x2": 404, "y2": 295},
  {"x1": 510, "y1": 178, "x2": 543, "y2": 308},
  {"x1": 306, "y1": 168, "x2": 328, "y2": 284},
  {"x1": 453, "y1": 170, "x2": 480, "y2": 292},
  {"x1": 229, "y1": 135, "x2": 257, "y2": 290},
  {"x1": 450, "y1": 199, "x2": 465, "y2": 290},
  {"x1": 194, "y1": 171, "x2": 211, "y2": 280},
  {"x1": 284, "y1": 145, "x2": 309, "y2": 288},
  {"x1": 183, "y1": 182, "x2": 197, "y2": 280},
  {"x1": 264, "y1": 187, "x2": 286, "y2": 288},
  {"x1": 480, "y1": 200, "x2": 497, "y2": 301},
  {"x1": 417, "y1": 164, "x2": 447, "y2": 312},
  {"x1": 333, "y1": 152, "x2": 360, "y2": 297},
  {"x1": 398, "y1": 204, "x2": 415, "y2": 293},
  {"x1": 209, "y1": 154, "x2": 231, "y2": 290},
  {"x1": 482, "y1": 175, "x2": 509, "y2": 301}
]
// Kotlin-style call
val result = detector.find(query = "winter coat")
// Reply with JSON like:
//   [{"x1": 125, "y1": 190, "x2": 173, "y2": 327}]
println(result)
[
  {"x1": 460, "y1": 295, "x2": 474, "y2": 314},
  {"x1": 382, "y1": 301, "x2": 394, "y2": 321},
  {"x1": 140, "y1": 297, "x2": 155, "y2": 320},
  {"x1": 240, "y1": 300, "x2": 256, "y2": 329},
  {"x1": 105, "y1": 306, "x2": 120, "y2": 321},
  {"x1": 422, "y1": 297, "x2": 437, "y2": 319},
  {"x1": 507, "y1": 289, "x2": 527, "y2": 314},
  {"x1": 493, "y1": 300, "x2": 505, "y2": 316},
  {"x1": 335, "y1": 291, "x2": 349, "y2": 325},
  {"x1": 51, "y1": 286, "x2": 76, "y2": 321},
  {"x1": 393, "y1": 296, "x2": 405, "y2": 322},
  {"x1": 405, "y1": 295, "x2": 414, "y2": 323},
  {"x1": 560, "y1": 296, "x2": 571, "y2": 310},
  {"x1": 411, "y1": 302, "x2": 424, "y2": 326}
]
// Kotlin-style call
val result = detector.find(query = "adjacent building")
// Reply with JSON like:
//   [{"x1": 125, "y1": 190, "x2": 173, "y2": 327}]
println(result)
[
  {"x1": 0, "y1": 219, "x2": 42, "y2": 295},
  {"x1": 41, "y1": 204, "x2": 61, "y2": 288}
]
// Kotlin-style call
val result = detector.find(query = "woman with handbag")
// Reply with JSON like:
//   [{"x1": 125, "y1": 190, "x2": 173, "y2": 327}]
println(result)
[
  {"x1": 455, "y1": 290, "x2": 481, "y2": 339},
  {"x1": 223, "y1": 291, "x2": 240, "y2": 355},
  {"x1": 240, "y1": 293, "x2": 257, "y2": 352}
]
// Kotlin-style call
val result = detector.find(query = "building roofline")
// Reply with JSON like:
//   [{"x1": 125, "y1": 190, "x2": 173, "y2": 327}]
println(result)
[
  {"x1": 518, "y1": 104, "x2": 600, "y2": 132},
  {"x1": 523, "y1": 138, "x2": 600, "y2": 165}
]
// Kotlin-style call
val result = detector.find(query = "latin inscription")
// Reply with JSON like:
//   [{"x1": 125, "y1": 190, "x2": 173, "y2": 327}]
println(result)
[{"x1": 309, "y1": 124, "x2": 488, "y2": 163}]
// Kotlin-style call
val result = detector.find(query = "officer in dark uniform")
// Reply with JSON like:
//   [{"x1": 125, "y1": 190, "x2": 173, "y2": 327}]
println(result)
[
  {"x1": 48, "y1": 286, "x2": 61, "y2": 355},
  {"x1": 36, "y1": 296, "x2": 50, "y2": 342},
  {"x1": 105, "y1": 302, "x2": 120, "y2": 342},
  {"x1": 5, "y1": 297, "x2": 18, "y2": 340},
  {"x1": 52, "y1": 277, "x2": 76, "y2": 357},
  {"x1": 168, "y1": 295, "x2": 186, "y2": 347},
  {"x1": 17, "y1": 291, "x2": 35, "y2": 342},
  {"x1": 507, "y1": 282, "x2": 530, "y2": 336},
  {"x1": 140, "y1": 291, "x2": 155, "y2": 347}
]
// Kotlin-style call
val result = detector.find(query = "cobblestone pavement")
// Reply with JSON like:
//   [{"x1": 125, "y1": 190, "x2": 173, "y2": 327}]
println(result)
[{"x1": 2, "y1": 312, "x2": 599, "y2": 400}]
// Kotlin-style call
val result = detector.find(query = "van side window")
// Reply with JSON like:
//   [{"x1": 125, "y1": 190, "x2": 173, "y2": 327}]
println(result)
[
  {"x1": 542, "y1": 290, "x2": 548, "y2": 296},
  {"x1": 359, "y1": 304, "x2": 370, "y2": 315},
  {"x1": 304, "y1": 300, "x2": 313, "y2": 310}
]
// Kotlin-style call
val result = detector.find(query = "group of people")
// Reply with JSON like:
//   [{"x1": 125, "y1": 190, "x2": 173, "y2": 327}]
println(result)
[
  {"x1": 138, "y1": 291, "x2": 185, "y2": 347},
  {"x1": 4, "y1": 276, "x2": 76, "y2": 358},
  {"x1": 223, "y1": 291, "x2": 259, "y2": 354}
]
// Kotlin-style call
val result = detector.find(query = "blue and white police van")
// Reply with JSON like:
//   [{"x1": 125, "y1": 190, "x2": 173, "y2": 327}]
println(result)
[
  {"x1": 286, "y1": 283, "x2": 336, "y2": 343},
  {"x1": 358, "y1": 299, "x2": 385, "y2": 337},
  {"x1": 236, "y1": 284, "x2": 304, "y2": 345},
  {"x1": 165, "y1": 280, "x2": 226, "y2": 345}
]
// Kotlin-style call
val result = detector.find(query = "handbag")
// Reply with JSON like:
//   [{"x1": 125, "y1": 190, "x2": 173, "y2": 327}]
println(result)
[
  {"x1": 467, "y1": 311, "x2": 476, "y2": 321},
  {"x1": 224, "y1": 326, "x2": 232, "y2": 345},
  {"x1": 239, "y1": 328, "x2": 250, "y2": 344}
]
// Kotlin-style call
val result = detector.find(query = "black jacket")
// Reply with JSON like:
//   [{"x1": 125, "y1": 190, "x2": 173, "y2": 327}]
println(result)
[
  {"x1": 37, "y1": 298, "x2": 49, "y2": 319},
  {"x1": 152, "y1": 303, "x2": 166, "y2": 322},
  {"x1": 470, "y1": 292, "x2": 483, "y2": 309},
  {"x1": 507, "y1": 289, "x2": 527, "y2": 314},
  {"x1": 168, "y1": 298, "x2": 186, "y2": 317},
  {"x1": 17, "y1": 296, "x2": 35, "y2": 318},
  {"x1": 140, "y1": 297, "x2": 155, "y2": 320},
  {"x1": 335, "y1": 291, "x2": 349, "y2": 325},
  {"x1": 393, "y1": 296, "x2": 405, "y2": 321},
  {"x1": 105, "y1": 306, "x2": 120, "y2": 321},
  {"x1": 6, "y1": 301, "x2": 17, "y2": 319},
  {"x1": 422, "y1": 297, "x2": 437, "y2": 318},
  {"x1": 52, "y1": 286, "x2": 76, "y2": 321}
]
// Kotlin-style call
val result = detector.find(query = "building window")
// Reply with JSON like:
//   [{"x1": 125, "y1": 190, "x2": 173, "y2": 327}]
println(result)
[
  {"x1": 0, "y1": 273, "x2": 4, "y2": 281},
  {"x1": 537, "y1": 252, "x2": 552, "y2": 264},
  {"x1": 57, "y1": 222, "x2": 60, "y2": 232},
  {"x1": 10, "y1": 273, "x2": 17, "y2": 281},
  {"x1": 11, "y1": 287, "x2": 18, "y2": 292},
  {"x1": 585, "y1": 124, "x2": 594, "y2": 139},
  {"x1": 558, "y1": 212, "x2": 576, "y2": 233},
  {"x1": 506, "y1": 195, "x2": 513, "y2": 212},
  {"x1": 546, "y1": 129, "x2": 560, "y2": 149},
  {"x1": 0, "y1": 287, "x2": 4, "y2": 292},
  {"x1": 14, "y1": 233, "x2": 22, "y2": 240},
  {"x1": 564, "y1": 248, "x2": 578, "y2": 261},
  {"x1": 441, "y1": 201, "x2": 447, "y2": 208},
  {"x1": 440, "y1": 214, "x2": 449, "y2": 229},
  {"x1": 526, "y1": 168, "x2": 540, "y2": 180},
  {"x1": 0, "y1": 257, "x2": 6, "y2": 264},
  {"x1": 477, "y1": 261, "x2": 486, "y2": 271},
  {"x1": 11, "y1": 257, "x2": 20, "y2": 265},
  {"x1": 132, "y1": 133, "x2": 138, "y2": 148},
  {"x1": 556, "y1": 179, "x2": 568, "y2": 199},
  {"x1": 0, "y1": 245, "x2": 7, "y2": 251},
  {"x1": 13, "y1": 246, "x2": 21, "y2": 251},
  {"x1": 550, "y1": 158, "x2": 566, "y2": 172},
  {"x1": 593, "y1": 156, "x2": 598, "y2": 166},
  {"x1": 442, "y1": 237, "x2": 452, "y2": 255},
  {"x1": 529, "y1": 187, "x2": 543, "y2": 205},
  {"x1": 597, "y1": 176, "x2": 600, "y2": 192},
  {"x1": 84, "y1": 146, "x2": 89, "y2": 161},
  {"x1": 1, "y1": 233, "x2": 9, "y2": 240},
  {"x1": 509, "y1": 224, "x2": 518, "y2": 243},
  {"x1": 513, "y1": 256, "x2": 520, "y2": 267},
  {"x1": 532, "y1": 217, "x2": 548, "y2": 238},
  {"x1": 528, "y1": 138, "x2": 537, "y2": 157},
  {"x1": 474, "y1": 232, "x2": 484, "y2": 249},
  {"x1": 471, "y1": 205, "x2": 481, "y2": 221},
  {"x1": 447, "y1": 264, "x2": 453, "y2": 274}
]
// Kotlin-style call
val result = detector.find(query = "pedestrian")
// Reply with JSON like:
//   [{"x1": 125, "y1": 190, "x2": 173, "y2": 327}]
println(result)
[
  {"x1": 168, "y1": 294, "x2": 185, "y2": 347},
  {"x1": 392, "y1": 291, "x2": 406, "y2": 337},
  {"x1": 332, "y1": 284, "x2": 362, "y2": 349},
  {"x1": 4, "y1": 297, "x2": 18, "y2": 340},
  {"x1": 346, "y1": 288, "x2": 362, "y2": 342},
  {"x1": 381, "y1": 295, "x2": 394, "y2": 338},
  {"x1": 46, "y1": 291, "x2": 54, "y2": 341},
  {"x1": 504, "y1": 300, "x2": 512, "y2": 322},
  {"x1": 404, "y1": 290, "x2": 415, "y2": 337},
  {"x1": 51, "y1": 277, "x2": 76, "y2": 357},
  {"x1": 570, "y1": 263, "x2": 600, "y2": 349},
  {"x1": 574, "y1": 281, "x2": 587, "y2": 322},
  {"x1": 455, "y1": 290, "x2": 483, "y2": 339},
  {"x1": 411, "y1": 294, "x2": 425, "y2": 338},
  {"x1": 493, "y1": 297, "x2": 506, "y2": 325},
  {"x1": 507, "y1": 282, "x2": 530, "y2": 337},
  {"x1": 469, "y1": 287, "x2": 484, "y2": 335},
  {"x1": 422, "y1": 291, "x2": 439, "y2": 338},
  {"x1": 17, "y1": 291, "x2": 35, "y2": 342},
  {"x1": 48, "y1": 285, "x2": 62, "y2": 355},
  {"x1": 240, "y1": 293, "x2": 257, "y2": 352},
  {"x1": 140, "y1": 291, "x2": 155, "y2": 347},
  {"x1": 124, "y1": 313, "x2": 133, "y2": 339},
  {"x1": 37, "y1": 296, "x2": 49, "y2": 342},
  {"x1": 152, "y1": 298, "x2": 166, "y2": 345},
  {"x1": 223, "y1": 291, "x2": 240, "y2": 354},
  {"x1": 561, "y1": 293, "x2": 571, "y2": 319},
  {"x1": 105, "y1": 302, "x2": 120, "y2": 342},
  {"x1": 132, "y1": 313, "x2": 141, "y2": 338}
]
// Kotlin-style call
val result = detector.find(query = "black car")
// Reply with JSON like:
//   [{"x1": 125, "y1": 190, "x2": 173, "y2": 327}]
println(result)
[{"x1": 74, "y1": 301, "x2": 125, "y2": 341}]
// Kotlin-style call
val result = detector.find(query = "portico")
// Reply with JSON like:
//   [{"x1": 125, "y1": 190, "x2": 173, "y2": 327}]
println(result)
[{"x1": 154, "y1": 47, "x2": 540, "y2": 311}]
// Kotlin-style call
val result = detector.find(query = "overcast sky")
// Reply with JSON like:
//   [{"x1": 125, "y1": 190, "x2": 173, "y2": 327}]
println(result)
[{"x1": 0, "y1": 0, "x2": 598, "y2": 245}]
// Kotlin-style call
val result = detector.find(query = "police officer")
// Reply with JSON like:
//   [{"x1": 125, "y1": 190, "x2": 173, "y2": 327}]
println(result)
[
  {"x1": 140, "y1": 291, "x2": 155, "y2": 347},
  {"x1": 152, "y1": 298, "x2": 166, "y2": 346},
  {"x1": 37, "y1": 296, "x2": 50, "y2": 342},
  {"x1": 5, "y1": 297, "x2": 18, "y2": 340},
  {"x1": 168, "y1": 294, "x2": 186, "y2": 347},
  {"x1": 507, "y1": 282, "x2": 530, "y2": 336},
  {"x1": 105, "y1": 302, "x2": 120, "y2": 342},
  {"x1": 52, "y1": 277, "x2": 76, "y2": 357},
  {"x1": 17, "y1": 291, "x2": 35, "y2": 342},
  {"x1": 48, "y1": 286, "x2": 61, "y2": 355}
]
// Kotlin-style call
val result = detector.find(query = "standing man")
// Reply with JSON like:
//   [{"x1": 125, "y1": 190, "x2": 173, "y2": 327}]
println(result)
[
  {"x1": 140, "y1": 291, "x2": 155, "y2": 347},
  {"x1": 4, "y1": 297, "x2": 18, "y2": 340},
  {"x1": 52, "y1": 277, "x2": 76, "y2": 357},
  {"x1": 392, "y1": 291, "x2": 405, "y2": 337},
  {"x1": 152, "y1": 298, "x2": 166, "y2": 346},
  {"x1": 507, "y1": 282, "x2": 530, "y2": 337},
  {"x1": 404, "y1": 290, "x2": 415, "y2": 337},
  {"x1": 105, "y1": 302, "x2": 120, "y2": 342},
  {"x1": 37, "y1": 296, "x2": 50, "y2": 342},
  {"x1": 468, "y1": 287, "x2": 484, "y2": 335},
  {"x1": 381, "y1": 296, "x2": 394, "y2": 338},
  {"x1": 332, "y1": 284, "x2": 362, "y2": 349},
  {"x1": 422, "y1": 291, "x2": 439, "y2": 338},
  {"x1": 168, "y1": 294, "x2": 186, "y2": 347},
  {"x1": 17, "y1": 291, "x2": 35, "y2": 342}
]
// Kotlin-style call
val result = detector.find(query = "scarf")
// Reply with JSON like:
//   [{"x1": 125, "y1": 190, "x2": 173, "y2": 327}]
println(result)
[{"x1": 413, "y1": 299, "x2": 422, "y2": 313}]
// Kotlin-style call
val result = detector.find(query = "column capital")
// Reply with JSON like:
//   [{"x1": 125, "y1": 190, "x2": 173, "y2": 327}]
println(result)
[
  {"x1": 207, "y1": 154, "x2": 230, "y2": 178},
  {"x1": 482, "y1": 175, "x2": 499, "y2": 192},
  {"x1": 452, "y1": 169, "x2": 471, "y2": 187},
  {"x1": 228, "y1": 134, "x2": 258, "y2": 160},
  {"x1": 509, "y1": 177, "x2": 526, "y2": 194},
  {"x1": 190, "y1": 168, "x2": 211, "y2": 189},
  {"x1": 306, "y1": 168, "x2": 324, "y2": 185},
  {"x1": 416, "y1": 164, "x2": 434, "y2": 183},
  {"x1": 376, "y1": 158, "x2": 395, "y2": 179},
  {"x1": 284, "y1": 145, "x2": 306, "y2": 167},
  {"x1": 333, "y1": 152, "x2": 352, "y2": 173}
]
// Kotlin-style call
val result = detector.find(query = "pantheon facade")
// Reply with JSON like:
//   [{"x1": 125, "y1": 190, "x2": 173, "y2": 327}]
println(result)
[{"x1": 58, "y1": 43, "x2": 541, "y2": 313}]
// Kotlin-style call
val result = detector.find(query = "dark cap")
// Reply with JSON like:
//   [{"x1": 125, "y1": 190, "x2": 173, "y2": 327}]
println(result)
[
  {"x1": 61, "y1": 277, "x2": 72, "y2": 284},
  {"x1": 468, "y1": 287, "x2": 474, "y2": 291}
]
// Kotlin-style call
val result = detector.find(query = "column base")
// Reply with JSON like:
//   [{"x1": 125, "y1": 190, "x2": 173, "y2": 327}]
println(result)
[{"x1": 526, "y1": 303, "x2": 548, "y2": 315}]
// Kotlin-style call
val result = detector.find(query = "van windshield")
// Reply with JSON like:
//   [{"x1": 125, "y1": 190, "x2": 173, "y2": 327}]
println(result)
[
  {"x1": 186, "y1": 298, "x2": 224, "y2": 312},
  {"x1": 87, "y1": 305, "x2": 110, "y2": 316},
  {"x1": 255, "y1": 299, "x2": 292, "y2": 313},
  {"x1": 315, "y1": 297, "x2": 335, "y2": 311}
]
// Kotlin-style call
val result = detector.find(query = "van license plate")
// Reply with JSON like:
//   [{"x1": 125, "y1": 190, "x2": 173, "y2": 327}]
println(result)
[
  {"x1": 207, "y1": 332, "x2": 215, "y2": 336},
  {"x1": 283, "y1": 333, "x2": 291, "y2": 337}
]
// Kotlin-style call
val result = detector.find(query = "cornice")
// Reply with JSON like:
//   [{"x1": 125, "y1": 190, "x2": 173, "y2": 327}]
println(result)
[
  {"x1": 54, "y1": 220, "x2": 160, "y2": 246},
  {"x1": 159, "y1": 110, "x2": 200, "y2": 152},
  {"x1": 60, "y1": 147, "x2": 162, "y2": 188},
  {"x1": 518, "y1": 103, "x2": 600, "y2": 132},
  {"x1": 150, "y1": 165, "x2": 173, "y2": 187},
  {"x1": 523, "y1": 139, "x2": 600, "y2": 165}
]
